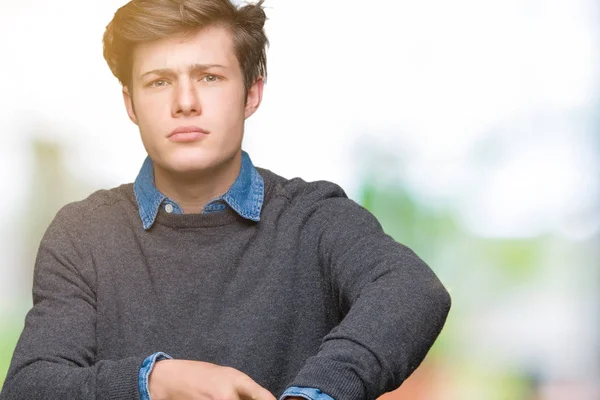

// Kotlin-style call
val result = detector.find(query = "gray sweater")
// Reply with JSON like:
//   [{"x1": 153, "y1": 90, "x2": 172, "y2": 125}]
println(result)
[{"x1": 0, "y1": 167, "x2": 450, "y2": 400}]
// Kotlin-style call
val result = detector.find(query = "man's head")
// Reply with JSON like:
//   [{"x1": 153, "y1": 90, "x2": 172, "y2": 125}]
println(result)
[{"x1": 102, "y1": 0, "x2": 268, "y2": 180}]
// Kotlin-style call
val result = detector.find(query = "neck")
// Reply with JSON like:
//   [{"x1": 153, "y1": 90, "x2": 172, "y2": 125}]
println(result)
[{"x1": 153, "y1": 150, "x2": 242, "y2": 214}]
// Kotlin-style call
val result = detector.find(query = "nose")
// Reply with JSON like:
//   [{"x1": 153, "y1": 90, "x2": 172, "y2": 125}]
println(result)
[{"x1": 172, "y1": 79, "x2": 201, "y2": 117}]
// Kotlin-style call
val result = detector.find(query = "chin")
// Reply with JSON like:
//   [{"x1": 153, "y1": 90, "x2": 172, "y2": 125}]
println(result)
[
  {"x1": 163, "y1": 150, "x2": 227, "y2": 173},
  {"x1": 168, "y1": 157, "x2": 215, "y2": 173}
]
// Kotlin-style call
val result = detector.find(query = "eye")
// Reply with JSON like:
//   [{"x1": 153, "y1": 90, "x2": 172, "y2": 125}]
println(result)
[
  {"x1": 149, "y1": 79, "x2": 169, "y2": 88},
  {"x1": 201, "y1": 74, "x2": 221, "y2": 83}
]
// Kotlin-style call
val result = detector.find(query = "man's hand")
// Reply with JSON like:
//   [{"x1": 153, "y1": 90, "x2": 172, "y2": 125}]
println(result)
[{"x1": 148, "y1": 359, "x2": 277, "y2": 400}]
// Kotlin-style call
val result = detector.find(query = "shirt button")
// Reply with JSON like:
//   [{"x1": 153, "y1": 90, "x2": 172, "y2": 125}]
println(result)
[{"x1": 165, "y1": 204, "x2": 174, "y2": 213}]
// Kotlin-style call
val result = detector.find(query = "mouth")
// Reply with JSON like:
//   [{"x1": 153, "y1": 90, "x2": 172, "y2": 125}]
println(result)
[{"x1": 168, "y1": 126, "x2": 209, "y2": 142}]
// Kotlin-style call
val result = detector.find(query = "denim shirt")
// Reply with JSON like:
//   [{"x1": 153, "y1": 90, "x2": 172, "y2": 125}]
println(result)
[
  {"x1": 133, "y1": 150, "x2": 334, "y2": 400},
  {"x1": 133, "y1": 150, "x2": 264, "y2": 230}
]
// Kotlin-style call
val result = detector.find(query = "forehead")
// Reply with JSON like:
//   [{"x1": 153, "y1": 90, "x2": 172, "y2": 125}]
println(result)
[{"x1": 132, "y1": 25, "x2": 238, "y2": 75}]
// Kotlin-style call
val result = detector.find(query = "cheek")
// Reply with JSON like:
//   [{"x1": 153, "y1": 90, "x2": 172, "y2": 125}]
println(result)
[
  {"x1": 135, "y1": 96, "x2": 167, "y2": 128},
  {"x1": 209, "y1": 89, "x2": 246, "y2": 127},
  {"x1": 211, "y1": 86, "x2": 242, "y2": 108}
]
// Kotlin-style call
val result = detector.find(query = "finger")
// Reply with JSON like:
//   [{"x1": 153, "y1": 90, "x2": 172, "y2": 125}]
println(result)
[{"x1": 234, "y1": 374, "x2": 276, "y2": 400}]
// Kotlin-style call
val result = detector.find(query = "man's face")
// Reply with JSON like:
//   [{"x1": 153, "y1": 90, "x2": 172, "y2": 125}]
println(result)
[{"x1": 123, "y1": 24, "x2": 263, "y2": 178}]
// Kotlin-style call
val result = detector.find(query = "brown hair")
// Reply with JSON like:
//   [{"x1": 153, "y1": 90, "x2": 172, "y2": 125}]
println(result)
[{"x1": 103, "y1": 0, "x2": 268, "y2": 98}]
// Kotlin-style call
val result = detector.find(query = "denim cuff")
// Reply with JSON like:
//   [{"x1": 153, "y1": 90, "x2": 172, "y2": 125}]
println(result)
[
  {"x1": 280, "y1": 386, "x2": 335, "y2": 400},
  {"x1": 138, "y1": 352, "x2": 173, "y2": 400}
]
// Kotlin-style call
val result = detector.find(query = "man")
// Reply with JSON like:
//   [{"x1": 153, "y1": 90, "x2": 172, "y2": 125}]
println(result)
[{"x1": 0, "y1": 0, "x2": 451, "y2": 399}]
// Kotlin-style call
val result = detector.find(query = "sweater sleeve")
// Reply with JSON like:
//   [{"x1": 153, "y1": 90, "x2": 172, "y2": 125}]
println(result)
[
  {"x1": 289, "y1": 195, "x2": 451, "y2": 399},
  {"x1": 0, "y1": 204, "x2": 145, "y2": 400}
]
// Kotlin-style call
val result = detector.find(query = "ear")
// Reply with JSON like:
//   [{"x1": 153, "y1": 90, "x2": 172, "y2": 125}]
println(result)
[
  {"x1": 122, "y1": 86, "x2": 139, "y2": 125},
  {"x1": 244, "y1": 76, "x2": 264, "y2": 119}
]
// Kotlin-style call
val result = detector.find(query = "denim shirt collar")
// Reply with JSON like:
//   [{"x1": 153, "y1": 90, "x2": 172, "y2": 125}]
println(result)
[{"x1": 133, "y1": 150, "x2": 264, "y2": 230}]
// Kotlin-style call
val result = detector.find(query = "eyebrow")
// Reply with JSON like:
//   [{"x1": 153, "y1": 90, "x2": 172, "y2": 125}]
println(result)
[{"x1": 140, "y1": 63, "x2": 226, "y2": 79}]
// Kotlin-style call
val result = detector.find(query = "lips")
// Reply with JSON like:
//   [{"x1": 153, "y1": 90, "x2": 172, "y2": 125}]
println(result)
[
  {"x1": 168, "y1": 125, "x2": 209, "y2": 137},
  {"x1": 168, "y1": 126, "x2": 209, "y2": 142}
]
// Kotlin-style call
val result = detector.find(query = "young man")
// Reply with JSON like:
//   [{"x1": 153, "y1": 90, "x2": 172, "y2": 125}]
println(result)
[{"x1": 0, "y1": 1, "x2": 451, "y2": 399}]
